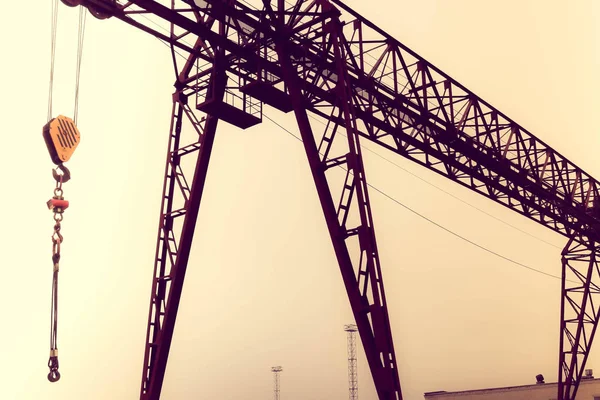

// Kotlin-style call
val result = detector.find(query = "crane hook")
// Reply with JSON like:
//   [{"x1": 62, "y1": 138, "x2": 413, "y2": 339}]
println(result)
[
  {"x1": 52, "y1": 164, "x2": 71, "y2": 184},
  {"x1": 48, "y1": 354, "x2": 61, "y2": 382},
  {"x1": 48, "y1": 370, "x2": 61, "y2": 383}
]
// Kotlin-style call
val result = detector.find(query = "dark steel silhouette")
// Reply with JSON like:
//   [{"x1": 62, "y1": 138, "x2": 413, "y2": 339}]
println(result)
[{"x1": 59, "y1": 1, "x2": 600, "y2": 399}]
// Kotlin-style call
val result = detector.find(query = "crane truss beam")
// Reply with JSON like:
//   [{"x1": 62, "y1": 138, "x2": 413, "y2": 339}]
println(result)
[
  {"x1": 64, "y1": 1, "x2": 600, "y2": 399},
  {"x1": 85, "y1": 0, "x2": 600, "y2": 242}
]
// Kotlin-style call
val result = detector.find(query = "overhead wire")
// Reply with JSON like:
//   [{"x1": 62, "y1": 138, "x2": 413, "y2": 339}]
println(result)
[
  {"x1": 360, "y1": 140, "x2": 562, "y2": 249},
  {"x1": 263, "y1": 114, "x2": 566, "y2": 282},
  {"x1": 304, "y1": 113, "x2": 562, "y2": 250}
]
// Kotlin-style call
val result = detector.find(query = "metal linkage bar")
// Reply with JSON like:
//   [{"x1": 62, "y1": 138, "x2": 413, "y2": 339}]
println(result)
[{"x1": 559, "y1": 238, "x2": 600, "y2": 400}]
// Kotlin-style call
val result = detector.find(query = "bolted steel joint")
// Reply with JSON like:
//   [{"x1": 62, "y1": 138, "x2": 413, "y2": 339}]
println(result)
[{"x1": 172, "y1": 90, "x2": 188, "y2": 105}]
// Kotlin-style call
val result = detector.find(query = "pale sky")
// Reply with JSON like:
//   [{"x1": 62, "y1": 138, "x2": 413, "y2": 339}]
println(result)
[{"x1": 1, "y1": 1, "x2": 599, "y2": 399}]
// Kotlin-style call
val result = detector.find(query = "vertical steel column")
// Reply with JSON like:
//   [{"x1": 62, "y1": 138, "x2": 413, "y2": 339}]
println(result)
[
  {"x1": 558, "y1": 237, "x2": 600, "y2": 400},
  {"x1": 137, "y1": 4, "x2": 236, "y2": 398},
  {"x1": 274, "y1": 11, "x2": 403, "y2": 400},
  {"x1": 140, "y1": 25, "x2": 229, "y2": 400},
  {"x1": 140, "y1": 87, "x2": 226, "y2": 400}
]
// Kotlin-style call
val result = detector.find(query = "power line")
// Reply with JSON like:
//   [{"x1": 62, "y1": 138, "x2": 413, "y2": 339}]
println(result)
[
  {"x1": 263, "y1": 114, "x2": 564, "y2": 282},
  {"x1": 359, "y1": 141, "x2": 561, "y2": 249},
  {"x1": 303, "y1": 113, "x2": 561, "y2": 250}
]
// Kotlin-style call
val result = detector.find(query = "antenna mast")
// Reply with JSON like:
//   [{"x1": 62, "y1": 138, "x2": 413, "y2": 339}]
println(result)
[
  {"x1": 344, "y1": 324, "x2": 358, "y2": 400},
  {"x1": 271, "y1": 366, "x2": 283, "y2": 400}
]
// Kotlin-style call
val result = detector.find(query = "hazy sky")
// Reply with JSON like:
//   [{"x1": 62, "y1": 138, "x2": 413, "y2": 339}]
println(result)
[{"x1": 1, "y1": 1, "x2": 599, "y2": 399}]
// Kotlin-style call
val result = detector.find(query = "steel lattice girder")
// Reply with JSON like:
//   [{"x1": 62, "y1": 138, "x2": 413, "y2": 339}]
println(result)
[
  {"x1": 559, "y1": 238, "x2": 600, "y2": 400},
  {"x1": 63, "y1": 1, "x2": 600, "y2": 400},
  {"x1": 83, "y1": 0, "x2": 600, "y2": 239}
]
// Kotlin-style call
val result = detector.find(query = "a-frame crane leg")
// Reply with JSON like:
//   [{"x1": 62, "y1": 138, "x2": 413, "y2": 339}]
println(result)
[
  {"x1": 139, "y1": 62, "x2": 227, "y2": 400},
  {"x1": 273, "y1": 17, "x2": 403, "y2": 400},
  {"x1": 559, "y1": 236, "x2": 600, "y2": 400}
]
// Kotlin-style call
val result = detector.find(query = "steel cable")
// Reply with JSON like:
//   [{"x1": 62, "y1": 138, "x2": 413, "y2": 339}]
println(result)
[
  {"x1": 47, "y1": 0, "x2": 59, "y2": 122},
  {"x1": 74, "y1": 7, "x2": 87, "y2": 125}
]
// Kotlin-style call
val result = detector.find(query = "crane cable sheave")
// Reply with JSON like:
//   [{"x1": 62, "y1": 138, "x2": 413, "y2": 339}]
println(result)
[
  {"x1": 43, "y1": 115, "x2": 81, "y2": 167},
  {"x1": 60, "y1": 0, "x2": 116, "y2": 19}
]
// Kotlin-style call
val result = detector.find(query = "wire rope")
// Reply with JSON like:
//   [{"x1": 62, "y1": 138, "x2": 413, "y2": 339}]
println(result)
[
  {"x1": 74, "y1": 7, "x2": 88, "y2": 125},
  {"x1": 47, "y1": 0, "x2": 60, "y2": 122}
]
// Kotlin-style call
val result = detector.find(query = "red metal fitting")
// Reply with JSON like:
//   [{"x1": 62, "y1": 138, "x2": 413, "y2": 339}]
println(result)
[{"x1": 47, "y1": 198, "x2": 70, "y2": 211}]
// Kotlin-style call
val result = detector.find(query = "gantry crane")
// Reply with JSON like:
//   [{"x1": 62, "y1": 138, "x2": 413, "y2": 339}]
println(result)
[{"x1": 56, "y1": 1, "x2": 600, "y2": 399}]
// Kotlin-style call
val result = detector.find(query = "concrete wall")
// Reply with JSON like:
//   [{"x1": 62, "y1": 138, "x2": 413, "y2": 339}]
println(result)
[{"x1": 424, "y1": 378, "x2": 600, "y2": 400}]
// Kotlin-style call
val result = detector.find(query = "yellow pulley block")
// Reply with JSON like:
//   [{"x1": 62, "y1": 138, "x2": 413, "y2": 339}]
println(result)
[{"x1": 43, "y1": 115, "x2": 81, "y2": 165}]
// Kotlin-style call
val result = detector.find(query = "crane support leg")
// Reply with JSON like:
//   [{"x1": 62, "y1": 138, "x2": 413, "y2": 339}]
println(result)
[
  {"x1": 140, "y1": 66, "x2": 226, "y2": 400},
  {"x1": 559, "y1": 237, "x2": 600, "y2": 400},
  {"x1": 274, "y1": 18, "x2": 403, "y2": 400}
]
